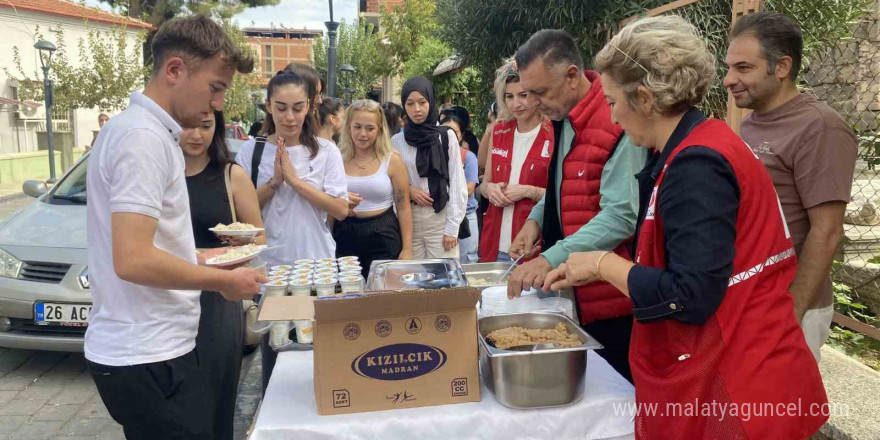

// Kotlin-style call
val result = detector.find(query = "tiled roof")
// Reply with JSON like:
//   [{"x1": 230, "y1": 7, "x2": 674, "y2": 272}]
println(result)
[{"x1": 0, "y1": 0, "x2": 153, "y2": 30}]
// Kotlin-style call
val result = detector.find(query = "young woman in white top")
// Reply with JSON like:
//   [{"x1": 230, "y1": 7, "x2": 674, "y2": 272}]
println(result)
[
  {"x1": 235, "y1": 70, "x2": 348, "y2": 394},
  {"x1": 333, "y1": 99, "x2": 413, "y2": 276},
  {"x1": 391, "y1": 76, "x2": 468, "y2": 259}
]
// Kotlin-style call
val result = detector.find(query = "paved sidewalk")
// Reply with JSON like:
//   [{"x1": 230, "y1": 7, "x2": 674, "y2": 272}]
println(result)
[{"x1": 0, "y1": 348, "x2": 263, "y2": 440}]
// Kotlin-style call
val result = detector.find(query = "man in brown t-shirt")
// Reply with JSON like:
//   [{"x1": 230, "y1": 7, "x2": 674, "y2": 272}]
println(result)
[{"x1": 725, "y1": 12, "x2": 857, "y2": 361}]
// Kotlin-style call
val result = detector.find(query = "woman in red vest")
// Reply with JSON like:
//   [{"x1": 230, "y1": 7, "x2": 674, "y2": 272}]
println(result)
[
  {"x1": 479, "y1": 59, "x2": 554, "y2": 262},
  {"x1": 544, "y1": 16, "x2": 828, "y2": 439}
]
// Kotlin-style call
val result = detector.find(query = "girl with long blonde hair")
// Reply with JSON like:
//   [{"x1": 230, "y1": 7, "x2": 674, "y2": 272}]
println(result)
[{"x1": 334, "y1": 99, "x2": 413, "y2": 275}]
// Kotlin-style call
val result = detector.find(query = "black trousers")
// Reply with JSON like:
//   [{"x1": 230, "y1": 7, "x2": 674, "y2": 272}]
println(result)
[
  {"x1": 195, "y1": 292, "x2": 243, "y2": 440},
  {"x1": 333, "y1": 208, "x2": 403, "y2": 278},
  {"x1": 582, "y1": 315, "x2": 634, "y2": 384},
  {"x1": 88, "y1": 349, "x2": 213, "y2": 440}
]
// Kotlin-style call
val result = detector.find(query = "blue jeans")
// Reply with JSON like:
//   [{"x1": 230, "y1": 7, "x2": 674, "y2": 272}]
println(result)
[
  {"x1": 496, "y1": 251, "x2": 513, "y2": 263},
  {"x1": 459, "y1": 211, "x2": 479, "y2": 263}
]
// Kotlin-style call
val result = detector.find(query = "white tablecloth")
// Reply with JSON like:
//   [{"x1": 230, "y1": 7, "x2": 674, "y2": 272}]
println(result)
[{"x1": 251, "y1": 350, "x2": 636, "y2": 440}]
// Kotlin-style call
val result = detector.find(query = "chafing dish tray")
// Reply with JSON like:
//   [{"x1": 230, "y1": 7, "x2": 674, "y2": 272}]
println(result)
[{"x1": 478, "y1": 312, "x2": 602, "y2": 409}]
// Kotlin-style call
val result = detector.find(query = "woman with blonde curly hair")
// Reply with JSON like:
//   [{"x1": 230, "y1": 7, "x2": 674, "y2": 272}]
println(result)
[
  {"x1": 334, "y1": 99, "x2": 413, "y2": 275},
  {"x1": 543, "y1": 15, "x2": 828, "y2": 439}
]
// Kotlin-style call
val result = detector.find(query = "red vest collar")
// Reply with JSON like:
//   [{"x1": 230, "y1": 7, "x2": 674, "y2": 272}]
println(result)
[{"x1": 567, "y1": 70, "x2": 608, "y2": 131}]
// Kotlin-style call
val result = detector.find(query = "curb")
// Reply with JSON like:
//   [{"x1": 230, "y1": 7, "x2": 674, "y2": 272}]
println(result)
[{"x1": 0, "y1": 192, "x2": 28, "y2": 204}]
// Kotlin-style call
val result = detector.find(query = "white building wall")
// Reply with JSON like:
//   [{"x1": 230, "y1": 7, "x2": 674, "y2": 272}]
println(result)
[{"x1": 0, "y1": 9, "x2": 144, "y2": 155}]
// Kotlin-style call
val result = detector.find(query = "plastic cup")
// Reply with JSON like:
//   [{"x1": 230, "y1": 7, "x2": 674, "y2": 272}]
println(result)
[
  {"x1": 264, "y1": 280, "x2": 288, "y2": 297},
  {"x1": 314, "y1": 278, "x2": 338, "y2": 297},
  {"x1": 269, "y1": 321, "x2": 291, "y2": 348},
  {"x1": 294, "y1": 259, "x2": 315, "y2": 266},
  {"x1": 293, "y1": 320, "x2": 314, "y2": 344},
  {"x1": 339, "y1": 270, "x2": 362, "y2": 278},
  {"x1": 267, "y1": 275, "x2": 288, "y2": 283},
  {"x1": 270, "y1": 265, "x2": 292, "y2": 272},
  {"x1": 317, "y1": 258, "x2": 337, "y2": 264},
  {"x1": 339, "y1": 275, "x2": 364, "y2": 294},
  {"x1": 292, "y1": 267, "x2": 313, "y2": 275},
  {"x1": 269, "y1": 269, "x2": 290, "y2": 277},
  {"x1": 289, "y1": 279, "x2": 313, "y2": 296},
  {"x1": 337, "y1": 256, "x2": 359, "y2": 264},
  {"x1": 314, "y1": 267, "x2": 337, "y2": 277},
  {"x1": 288, "y1": 272, "x2": 312, "y2": 281}
]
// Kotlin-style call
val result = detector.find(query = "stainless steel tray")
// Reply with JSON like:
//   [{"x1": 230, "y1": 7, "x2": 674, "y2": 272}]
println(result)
[
  {"x1": 461, "y1": 262, "x2": 513, "y2": 289},
  {"x1": 478, "y1": 312, "x2": 602, "y2": 409},
  {"x1": 366, "y1": 259, "x2": 466, "y2": 291}
]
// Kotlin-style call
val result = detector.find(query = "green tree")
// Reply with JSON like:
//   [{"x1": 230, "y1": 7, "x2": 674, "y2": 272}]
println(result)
[
  {"x1": 381, "y1": 0, "x2": 439, "y2": 72},
  {"x1": 5, "y1": 24, "x2": 148, "y2": 114},
  {"x1": 219, "y1": 18, "x2": 261, "y2": 122},
  {"x1": 312, "y1": 21, "x2": 395, "y2": 100},
  {"x1": 403, "y1": 37, "x2": 453, "y2": 79},
  {"x1": 99, "y1": 0, "x2": 279, "y2": 25}
]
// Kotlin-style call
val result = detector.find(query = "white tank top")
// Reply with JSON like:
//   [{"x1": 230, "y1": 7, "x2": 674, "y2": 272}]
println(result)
[{"x1": 347, "y1": 155, "x2": 394, "y2": 212}]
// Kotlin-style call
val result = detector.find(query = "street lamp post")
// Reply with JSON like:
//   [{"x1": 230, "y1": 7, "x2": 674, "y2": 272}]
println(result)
[
  {"x1": 326, "y1": 0, "x2": 339, "y2": 98},
  {"x1": 34, "y1": 40, "x2": 57, "y2": 183},
  {"x1": 339, "y1": 64, "x2": 356, "y2": 105}
]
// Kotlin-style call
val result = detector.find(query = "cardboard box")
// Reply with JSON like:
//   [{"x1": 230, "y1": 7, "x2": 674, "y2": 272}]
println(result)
[{"x1": 259, "y1": 287, "x2": 482, "y2": 415}]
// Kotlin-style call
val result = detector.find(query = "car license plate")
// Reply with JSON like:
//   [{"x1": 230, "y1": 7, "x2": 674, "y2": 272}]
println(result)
[{"x1": 35, "y1": 303, "x2": 91, "y2": 326}]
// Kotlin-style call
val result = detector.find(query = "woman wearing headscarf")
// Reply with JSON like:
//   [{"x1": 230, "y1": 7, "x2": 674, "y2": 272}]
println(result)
[{"x1": 391, "y1": 76, "x2": 468, "y2": 259}]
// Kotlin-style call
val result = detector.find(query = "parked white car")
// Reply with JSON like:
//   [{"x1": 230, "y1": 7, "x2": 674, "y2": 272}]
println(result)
[{"x1": 0, "y1": 153, "x2": 260, "y2": 353}]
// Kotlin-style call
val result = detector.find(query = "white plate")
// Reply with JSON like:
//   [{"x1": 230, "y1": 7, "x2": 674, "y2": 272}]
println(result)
[
  {"x1": 209, "y1": 227, "x2": 265, "y2": 237},
  {"x1": 205, "y1": 245, "x2": 268, "y2": 267}
]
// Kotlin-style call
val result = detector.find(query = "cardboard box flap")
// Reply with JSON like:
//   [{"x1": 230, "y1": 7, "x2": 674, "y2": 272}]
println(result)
[
  {"x1": 314, "y1": 287, "x2": 480, "y2": 323},
  {"x1": 258, "y1": 295, "x2": 315, "y2": 321}
]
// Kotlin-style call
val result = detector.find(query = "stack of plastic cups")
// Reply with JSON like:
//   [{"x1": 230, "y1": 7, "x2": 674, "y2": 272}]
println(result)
[
  {"x1": 288, "y1": 268, "x2": 313, "y2": 296},
  {"x1": 479, "y1": 286, "x2": 542, "y2": 316},
  {"x1": 265, "y1": 280, "x2": 292, "y2": 348}
]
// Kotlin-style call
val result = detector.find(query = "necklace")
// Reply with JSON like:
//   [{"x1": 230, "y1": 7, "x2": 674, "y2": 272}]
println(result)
[{"x1": 354, "y1": 156, "x2": 377, "y2": 170}]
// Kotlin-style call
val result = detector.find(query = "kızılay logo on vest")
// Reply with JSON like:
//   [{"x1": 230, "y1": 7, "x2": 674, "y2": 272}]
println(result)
[{"x1": 351, "y1": 343, "x2": 447, "y2": 381}]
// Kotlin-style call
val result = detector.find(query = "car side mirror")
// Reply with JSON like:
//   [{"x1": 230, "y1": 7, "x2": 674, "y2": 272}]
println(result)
[{"x1": 22, "y1": 180, "x2": 48, "y2": 198}]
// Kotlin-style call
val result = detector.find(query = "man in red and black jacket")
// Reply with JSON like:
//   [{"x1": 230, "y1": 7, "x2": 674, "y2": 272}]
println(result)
[{"x1": 506, "y1": 30, "x2": 646, "y2": 382}]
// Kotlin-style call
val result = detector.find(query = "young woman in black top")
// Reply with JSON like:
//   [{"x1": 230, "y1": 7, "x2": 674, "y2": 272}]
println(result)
[{"x1": 181, "y1": 110, "x2": 265, "y2": 440}]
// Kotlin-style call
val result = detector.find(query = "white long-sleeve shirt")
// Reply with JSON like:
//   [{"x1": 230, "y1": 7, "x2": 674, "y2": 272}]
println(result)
[{"x1": 392, "y1": 130, "x2": 467, "y2": 236}]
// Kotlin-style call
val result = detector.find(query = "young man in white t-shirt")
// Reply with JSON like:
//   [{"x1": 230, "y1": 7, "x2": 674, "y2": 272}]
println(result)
[{"x1": 85, "y1": 15, "x2": 266, "y2": 439}]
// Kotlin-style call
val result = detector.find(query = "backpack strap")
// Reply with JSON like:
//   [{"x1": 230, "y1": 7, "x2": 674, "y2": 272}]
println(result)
[{"x1": 250, "y1": 137, "x2": 267, "y2": 188}]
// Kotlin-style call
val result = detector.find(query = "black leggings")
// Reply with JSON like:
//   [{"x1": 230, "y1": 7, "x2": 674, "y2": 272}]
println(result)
[{"x1": 333, "y1": 208, "x2": 403, "y2": 278}]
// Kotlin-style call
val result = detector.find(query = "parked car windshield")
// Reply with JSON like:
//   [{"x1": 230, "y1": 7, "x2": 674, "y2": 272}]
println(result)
[{"x1": 47, "y1": 156, "x2": 88, "y2": 205}]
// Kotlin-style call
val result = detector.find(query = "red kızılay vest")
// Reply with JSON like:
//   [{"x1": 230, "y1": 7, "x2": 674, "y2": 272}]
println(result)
[
  {"x1": 632, "y1": 119, "x2": 828, "y2": 439},
  {"x1": 479, "y1": 119, "x2": 554, "y2": 262},
  {"x1": 558, "y1": 70, "x2": 631, "y2": 324}
]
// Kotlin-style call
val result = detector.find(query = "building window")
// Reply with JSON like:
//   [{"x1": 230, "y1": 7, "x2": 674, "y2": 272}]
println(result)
[{"x1": 264, "y1": 44, "x2": 273, "y2": 78}]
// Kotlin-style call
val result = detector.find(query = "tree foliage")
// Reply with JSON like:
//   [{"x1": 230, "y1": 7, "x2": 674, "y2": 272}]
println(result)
[
  {"x1": 312, "y1": 21, "x2": 395, "y2": 100},
  {"x1": 765, "y1": 0, "x2": 875, "y2": 69},
  {"x1": 99, "y1": 0, "x2": 280, "y2": 25},
  {"x1": 435, "y1": 0, "x2": 874, "y2": 121},
  {"x1": 4, "y1": 24, "x2": 148, "y2": 114},
  {"x1": 219, "y1": 18, "x2": 261, "y2": 122},
  {"x1": 403, "y1": 37, "x2": 453, "y2": 80},
  {"x1": 381, "y1": 0, "x2": 439, "y2": 72}
]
